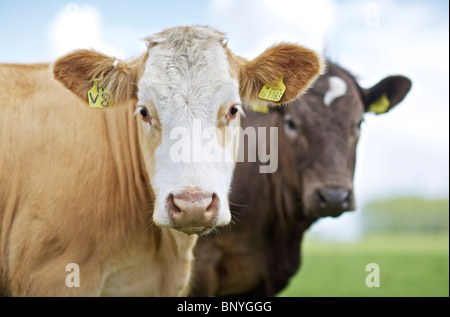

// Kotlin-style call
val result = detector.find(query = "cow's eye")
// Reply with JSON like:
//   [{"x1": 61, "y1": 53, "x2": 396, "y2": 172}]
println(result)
[
  {"x1": 283, "y1": 115, "x2": 302, "y2": 139},
  {"x1": 226, "y1": 104, "x2": 242, "y2": 122},
  {"x1": 285, "y1": 119, "x2": 297, "y2": 130},
  {"x1": 139, "y1": 106, "x2": 152, "y2": 124}
]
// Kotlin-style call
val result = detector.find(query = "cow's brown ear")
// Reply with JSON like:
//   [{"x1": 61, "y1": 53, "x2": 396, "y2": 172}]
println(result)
[
  {"x1": 53, "y1": 50, "x2": 145, "y2": 106},
  {"x1": 362, "y1": 76, "x2": 412, "y2": 115},
  {"x1": 238, "y1": 43, "x2": 324, "y2": 106}
]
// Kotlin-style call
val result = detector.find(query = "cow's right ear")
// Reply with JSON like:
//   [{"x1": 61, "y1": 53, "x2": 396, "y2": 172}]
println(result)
[
  {"x1": 361, "y1": 76, "x2": 412, "y2": 115},
  {"x1": 53, "y1": 50, "x2": 146, "y2": 106},
  {"x1": 230, "y1": 43, "x2": 324, "y2": 107}
]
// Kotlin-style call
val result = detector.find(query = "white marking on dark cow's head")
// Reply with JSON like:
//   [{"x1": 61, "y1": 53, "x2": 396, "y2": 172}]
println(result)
[{"x1": 323, "y1": 76, "x2": 347, "y2": 106}]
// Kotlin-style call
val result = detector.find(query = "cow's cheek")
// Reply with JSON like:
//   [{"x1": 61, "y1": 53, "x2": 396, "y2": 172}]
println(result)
[
  {"x1": 137, "y1": 122, "x2": 163, "y2": 182},
  {"x1": 215, "y1": 116, "x2": 241, "y2": 166}
]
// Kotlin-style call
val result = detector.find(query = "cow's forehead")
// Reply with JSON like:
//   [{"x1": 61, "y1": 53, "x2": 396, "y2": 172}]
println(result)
[
  {"x1": 285, "y1": 63, "x2": 363, "y2": 121},
  {"x1": 310, "y1": 64, "x2": 352, "y2": 95},
  {"x1": 149, "y1": 25, "x2": 227, "y2": 45},
  {"x1": 306, "y1": 64, "x2": 361, "y2": 107},
  {"x1": 137, "y1": 26, "x2": 239, "y2": 121}
]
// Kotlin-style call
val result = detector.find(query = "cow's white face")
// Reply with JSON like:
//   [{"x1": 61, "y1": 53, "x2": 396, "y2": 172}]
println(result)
[
  {"x1": 136, "y1": 27, "x2": 242, "y2": 234},
  {"x1": 53, "y1": 25, "x2": 324, "y2": 236}
]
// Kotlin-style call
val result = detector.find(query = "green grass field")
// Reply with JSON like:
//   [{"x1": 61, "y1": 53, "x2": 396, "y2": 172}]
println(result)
[{"x1": 278, "y1": 232, "x2": 449, "y2": 297}]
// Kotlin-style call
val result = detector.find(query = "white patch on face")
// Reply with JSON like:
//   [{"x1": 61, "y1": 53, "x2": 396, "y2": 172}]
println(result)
[
  {"x1": 136, "y1": 27, "x2": 240, "y2": 228},
  {"x1": 324, "y1": 76, "x2": 347, "y2": 106}
]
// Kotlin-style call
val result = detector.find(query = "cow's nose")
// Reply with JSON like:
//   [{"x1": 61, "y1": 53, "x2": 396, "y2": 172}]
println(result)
[
  {"x1": 315, "y1": 187, "x2": 354, "y2": 217},
  {"x1": 167, "y1": 189, "x2": 219, "y2": 234}
]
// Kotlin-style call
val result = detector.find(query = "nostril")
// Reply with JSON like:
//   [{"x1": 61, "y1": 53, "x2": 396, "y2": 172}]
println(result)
[
  {"x1": 342, "y1": 191, "x2": 352, "y2": 209},
  {"x1": 168, "y1": 190, "x2": 219, "y2": 227},
  {"x1": 316, "y1": 190, "x2": 327, "y2": 208},
  {"x1": 206, "y1": 193, "x2": 219, "y2": 218},
  {"x1": 344, "y1": 191, "x2": 351, "y2": 202},
  {"x1": 167, "y1": 194, "x2": 182, "y2": 220}
]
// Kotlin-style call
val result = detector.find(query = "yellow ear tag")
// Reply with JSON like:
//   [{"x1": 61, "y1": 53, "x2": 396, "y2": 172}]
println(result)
[
  {"x1": 251, "y1": 103, "x2": 270, "y2": 113},
  {"x1": 369, "y1": 93, "x2": 390, "y2": 114},
  {"x1": 258, "y1": 76, "x2": 286, "y2": 103},
  {"x1": 88, "y1": 80, "x2": 113, "y2": 108}
]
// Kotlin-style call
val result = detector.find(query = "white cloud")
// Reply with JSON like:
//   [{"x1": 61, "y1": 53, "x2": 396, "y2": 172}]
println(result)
[
  {"x1": 47, "y1": 3, "x2": 124, "y2": 59},
  {"x1": 208, "y1": 0, "x2": 335, "y2": 58}
]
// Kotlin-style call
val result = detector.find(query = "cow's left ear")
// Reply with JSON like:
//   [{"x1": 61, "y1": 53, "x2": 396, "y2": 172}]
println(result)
[
  {"x1": 361, "y1": 76, "x2": 412, "y2": 115},
  {"x1": 53, "y1": 50, "x2": 147, "y2": 106},
  {"x1": 233, "y1": 43, "x2": 324, "y2": 106}
]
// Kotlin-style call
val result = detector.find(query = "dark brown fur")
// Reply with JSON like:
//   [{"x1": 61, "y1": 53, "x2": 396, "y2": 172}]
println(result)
[{"x1": 192, "y1": 61, "x2": 411, "y2": 296}]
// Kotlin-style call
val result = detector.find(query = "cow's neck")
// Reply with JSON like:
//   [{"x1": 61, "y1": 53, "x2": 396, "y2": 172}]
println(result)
[
  {"x1": 266, "y1": 173, "x2": 302, "y2": 229},
  {"x1": 103, "y1": 102, "x2": 152, "y2": 214},
  {"x1": 256, "y1": 168, "x2": 316, "y2": 295}
]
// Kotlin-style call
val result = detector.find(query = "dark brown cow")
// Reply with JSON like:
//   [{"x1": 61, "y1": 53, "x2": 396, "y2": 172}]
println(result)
[{"x1": 191, "y1": 61, "x2": 412, "y2": 296}]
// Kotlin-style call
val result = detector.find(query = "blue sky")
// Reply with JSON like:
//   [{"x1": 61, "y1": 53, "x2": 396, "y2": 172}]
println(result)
[
  {"x1": 0, "y1": 0, "x2": 448, "y2": 62},
  {"x1": 1, "y1": 0, "x2": 448, "y2": 239}
]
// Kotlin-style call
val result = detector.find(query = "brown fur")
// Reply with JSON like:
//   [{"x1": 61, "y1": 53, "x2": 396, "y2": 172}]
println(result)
[
  {"x1": 237, "y1": 43, "x2": 324, "y2": 105},
  {"x1": 53, "y1": 50, "x2": 148, "y2": 106},
  {"x1": 0, "y1": 63, "x2": 194, "y2": 296}
]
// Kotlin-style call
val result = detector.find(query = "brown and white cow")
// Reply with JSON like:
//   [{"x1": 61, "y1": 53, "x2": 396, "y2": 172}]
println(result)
[
  {"x1": 191, "y1": 60, "x2": 412, "y2": 296},
  {"x1": 0, "y1": 26, "x2": 323, "y2": 296}
]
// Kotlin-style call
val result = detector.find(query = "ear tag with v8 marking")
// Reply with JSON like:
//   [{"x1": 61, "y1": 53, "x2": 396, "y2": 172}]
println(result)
[{"x1": 88, "y1": 79, "x2": 113, "y2": 108}]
